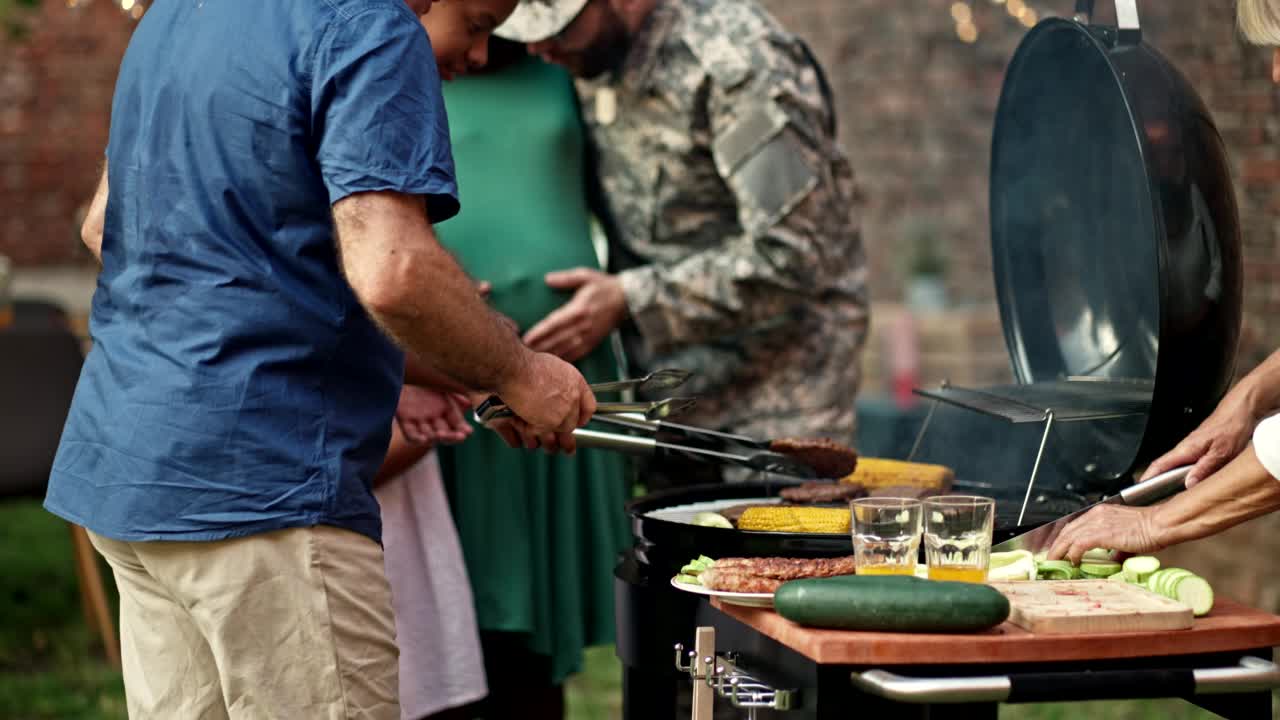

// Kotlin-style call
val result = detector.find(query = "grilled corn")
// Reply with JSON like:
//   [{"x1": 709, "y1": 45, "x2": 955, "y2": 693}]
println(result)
[
  {"x1": 737, "y1": 506, "x2": 851, "y2": 534},
  {"x1": 838, "y1": 457, "x2": 954, "y2": 489}
]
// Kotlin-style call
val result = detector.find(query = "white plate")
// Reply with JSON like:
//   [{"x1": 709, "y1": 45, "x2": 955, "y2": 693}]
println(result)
[
  {"x1": 644, "y1": 497, "x2": 783, "y2": 527},
  {"x1": 669, "y1": 576, "x2": 775, "y2": 608}
]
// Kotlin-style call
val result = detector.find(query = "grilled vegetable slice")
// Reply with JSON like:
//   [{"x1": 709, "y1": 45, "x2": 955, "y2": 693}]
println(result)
[
  {"x1": 691, "y1": 512, "x2": 734, "y2": 529},
  {"x1": 774, "y1": 575, "x2": 1010, "y2": 632}
]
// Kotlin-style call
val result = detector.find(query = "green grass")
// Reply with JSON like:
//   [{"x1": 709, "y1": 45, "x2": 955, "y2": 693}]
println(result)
[
  {"x1": 0, "y1": 499, "x2": 1265, "y2": 719},
  {"x1": 566, "y1": 646, "x2": 623, "y2": 720},
  {"x1": 0, "y1": 500, "x2": 125, "y2": 720}
]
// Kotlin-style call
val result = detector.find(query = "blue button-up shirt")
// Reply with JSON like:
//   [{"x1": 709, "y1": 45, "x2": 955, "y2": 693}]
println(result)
[{"x1": 45, "y1": 0, "x2": 456, "y2": 544}]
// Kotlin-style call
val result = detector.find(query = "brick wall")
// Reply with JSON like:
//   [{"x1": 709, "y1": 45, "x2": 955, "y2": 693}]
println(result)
[{"x1": 0, "y1": 0, "x2": 132, "y2": 265}]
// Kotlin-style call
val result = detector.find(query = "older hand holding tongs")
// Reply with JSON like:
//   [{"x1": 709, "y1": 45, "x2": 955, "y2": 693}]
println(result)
[{"x1": 473, "y1": 368, "x2": 696, "y2": 425}]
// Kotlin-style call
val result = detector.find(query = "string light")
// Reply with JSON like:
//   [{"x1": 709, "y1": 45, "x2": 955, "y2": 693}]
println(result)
[{"x1": 951, "y1": 0, "x2": 1048, "y2": 46}]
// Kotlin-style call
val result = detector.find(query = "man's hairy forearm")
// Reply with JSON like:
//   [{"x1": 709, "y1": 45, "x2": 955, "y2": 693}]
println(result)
[
  {"x1": 81, "y1": 168, "x2": 108, "y2": 263},
  {"x1": 403, "y1": 353, "x2": 470, "y2": 394},
  {"x1": 334, "y1": 192, "x2": 529, "y2": 394}
]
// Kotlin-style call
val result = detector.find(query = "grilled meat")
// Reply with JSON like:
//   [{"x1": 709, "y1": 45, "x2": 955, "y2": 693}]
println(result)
[
  {"x1": 780, "y1": 481, "x2": 866, "y2": 504},
  {"x1": 867, "y1": 484, "x2": 948, "y2": 499},
  {"x1": 769, "y1": 437, "x2": 859, "y2": 478},
  {"x1": 699, "y1": 569, "x2": 784, "y2": 593},
  {"x1": 700, "y1": 556, "x2": 858, "y2": 594}
]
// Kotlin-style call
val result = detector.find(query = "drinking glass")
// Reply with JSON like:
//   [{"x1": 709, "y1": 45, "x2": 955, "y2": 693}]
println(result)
[
  {"x1": 923, "y1": 495, "x2": 995, "y2": 582},
  {"x1": 851, "y1": 497, "x2": 922, "y2": 575},
  {"x1": 0, "y1": 254, "x2": 11, "y2": 329}
]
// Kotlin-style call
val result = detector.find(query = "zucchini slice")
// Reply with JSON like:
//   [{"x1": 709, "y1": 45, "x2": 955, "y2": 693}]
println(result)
[
  {"x1": 1121, "y1": 556, "x2": 1160, "y2": 584},
  {"x1": 1173, "y1": 576, "x2": 1215, "y2": 617}
]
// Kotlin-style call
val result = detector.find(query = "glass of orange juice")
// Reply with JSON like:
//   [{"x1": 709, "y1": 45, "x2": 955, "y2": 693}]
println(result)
[
  {"x1": 924, "y1": 495, "x2": 995, "y2": 582},
  {"x1": 851, "y1": 497, "x2": 922, "y2": 575}
]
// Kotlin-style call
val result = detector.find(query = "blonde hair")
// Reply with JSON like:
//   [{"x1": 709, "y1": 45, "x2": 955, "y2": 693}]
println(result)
[{"x1": 1239, "y1": 0, "x2": 1280, "y2": 45}]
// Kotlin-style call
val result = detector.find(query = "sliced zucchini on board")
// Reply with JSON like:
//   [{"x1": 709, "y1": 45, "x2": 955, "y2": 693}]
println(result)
[
  {"x1": 1036, "y1": 560, "x2": 1075, "y2": 580},
  {"x1": 1145, "y1": 567, "x2": 1214, "y2": 617},
  {"x1": 1079, "y1": 560, "x2": 1122, "y2": 578},
  {"x1": 1081, "y1": 548, "x2": 1118, "y2": 563},
  {"x1": 1174, "y1": 576, "x2": 1215, "y2": 617},
  {"x1": 988, "y1": 550, "x2": 1036, "y2": 581},
  {"x1": 1122, "y1": 555, "x2": 1160, "y2": 584}
]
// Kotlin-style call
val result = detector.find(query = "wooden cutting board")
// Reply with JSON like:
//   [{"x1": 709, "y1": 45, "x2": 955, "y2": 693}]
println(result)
[
  {"x1": 712, "y1": 597, "x2": 1280, "y2": 665},
  {"x1": 989, "y1": 580, "x2": 1193, "y2": 634}
]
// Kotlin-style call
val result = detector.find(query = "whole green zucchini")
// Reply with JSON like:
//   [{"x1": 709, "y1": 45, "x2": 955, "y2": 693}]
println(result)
[{"x1": 774, "y1": 575, "x2": 1010, "y2": 632}]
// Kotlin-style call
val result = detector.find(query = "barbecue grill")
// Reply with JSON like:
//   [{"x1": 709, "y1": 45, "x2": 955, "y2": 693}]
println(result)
[{"x1": 611, "y1": 1, "x2": 1258, "y2": 716}]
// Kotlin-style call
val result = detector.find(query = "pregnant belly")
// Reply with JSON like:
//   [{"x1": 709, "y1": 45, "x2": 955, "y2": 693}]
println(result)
[{"x1": 484, "y1": 271, "x2": 588, "y2": 332}]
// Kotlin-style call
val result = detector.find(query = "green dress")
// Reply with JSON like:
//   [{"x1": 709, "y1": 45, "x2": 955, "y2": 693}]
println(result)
[{"x1": 436, "y1": 56, "x2": 632, "y2": 685}]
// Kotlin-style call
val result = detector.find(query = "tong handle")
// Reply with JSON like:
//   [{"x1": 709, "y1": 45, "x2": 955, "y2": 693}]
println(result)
[
  {"x1": 475, "y1": 397, "x2": 691, "y2": 424},
  {"x1": 590, "y1": 414, "x2": 770, "y2": 451},
  {"x1": 571, "y1": 428, "x2": 813, "y2": 477}
]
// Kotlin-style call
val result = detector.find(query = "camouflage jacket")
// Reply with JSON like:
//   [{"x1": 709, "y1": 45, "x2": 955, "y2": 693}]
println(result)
[{"x1": 578, "y1": 0, "x2": 869, "y2": 442}]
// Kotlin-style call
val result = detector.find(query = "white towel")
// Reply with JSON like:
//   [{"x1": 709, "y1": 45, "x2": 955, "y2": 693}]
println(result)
[
  {"x1": 375, "y1": 452, "x2": 488, "y2": 719},
  {"x1": 1253, "y1": 413, "x2": 1280, "y2": 482}
]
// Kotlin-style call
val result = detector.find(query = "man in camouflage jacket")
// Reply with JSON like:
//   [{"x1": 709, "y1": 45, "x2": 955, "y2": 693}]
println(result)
[{"x1": 497, "y1": 0, "x2": 868, "y2": 480}]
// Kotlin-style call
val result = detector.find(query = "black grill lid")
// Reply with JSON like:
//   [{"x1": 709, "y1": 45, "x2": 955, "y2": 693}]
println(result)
[{"x1": 920, "y1": 11, "x2": 1241, "y2": 494}]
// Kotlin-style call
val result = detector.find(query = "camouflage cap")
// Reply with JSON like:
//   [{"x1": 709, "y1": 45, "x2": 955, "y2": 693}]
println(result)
[{"x1": 493, "y1": 0, "x2": 589, "y2": 43}]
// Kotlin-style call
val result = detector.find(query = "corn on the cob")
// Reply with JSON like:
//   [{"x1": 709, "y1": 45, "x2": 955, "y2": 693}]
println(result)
[
  {"x1": 737, "y1": 506, "x2": 851, "y2": 534},
  {"x1": 838, "y1": 457, "x2": 954, "y2": 489}
]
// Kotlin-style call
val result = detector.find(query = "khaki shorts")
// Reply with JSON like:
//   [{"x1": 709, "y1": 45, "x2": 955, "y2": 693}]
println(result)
[{"x1": 89, "y1": 525, "x2": 399, "y2": 720}]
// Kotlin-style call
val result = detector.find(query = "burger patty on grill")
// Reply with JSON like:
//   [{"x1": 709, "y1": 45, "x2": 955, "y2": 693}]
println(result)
[
  {"x1": 779, "y1": 481, "x2": 866, "y2": 503},
  {"x1": 768, "y1": 437, "x2": 859, "y2": 478}
]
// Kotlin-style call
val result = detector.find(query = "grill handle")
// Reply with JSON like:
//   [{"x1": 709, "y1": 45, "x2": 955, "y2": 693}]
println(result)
[
  {"x1": 1114, "y1": 465, "x2": 1192, "y2": 507},
  {"x1": 849, "y1": 656, "x2": 1280, "y2": 704}
]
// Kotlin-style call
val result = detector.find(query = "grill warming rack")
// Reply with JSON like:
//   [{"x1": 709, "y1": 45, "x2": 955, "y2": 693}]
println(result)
[{"x1": 909, "y1": 377, "x2": 1153, "y2": 526}]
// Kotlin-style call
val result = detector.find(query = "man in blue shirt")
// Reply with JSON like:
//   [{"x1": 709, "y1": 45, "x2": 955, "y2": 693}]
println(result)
[{"x1": 44, "y1": 1, "x2": 588, "y2": 717}]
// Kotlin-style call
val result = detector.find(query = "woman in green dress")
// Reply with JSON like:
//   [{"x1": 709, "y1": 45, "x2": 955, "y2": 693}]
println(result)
[{"x1": 435, "y1": 38, "x2": 632, "y2": 720}]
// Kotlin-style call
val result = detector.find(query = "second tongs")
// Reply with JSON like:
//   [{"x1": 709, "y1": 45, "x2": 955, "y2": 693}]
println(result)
[{"x1": 474, "y1": 396, "x2": 698, "y2": 425}]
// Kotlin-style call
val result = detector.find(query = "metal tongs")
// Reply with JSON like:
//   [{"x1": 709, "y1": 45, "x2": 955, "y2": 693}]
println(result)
[
  {"x1": 473, "y1": 368, "x2": 697, "y2": 424},
  {"x1": 471, "y1": 368, "x2": 813, "y2": 477},
  {"x1": 475, "y1": 396, "x2": 698, "y2": 424},
  {"x1": 572, "y1": 427, "x2": 816, "y2": 478}
]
